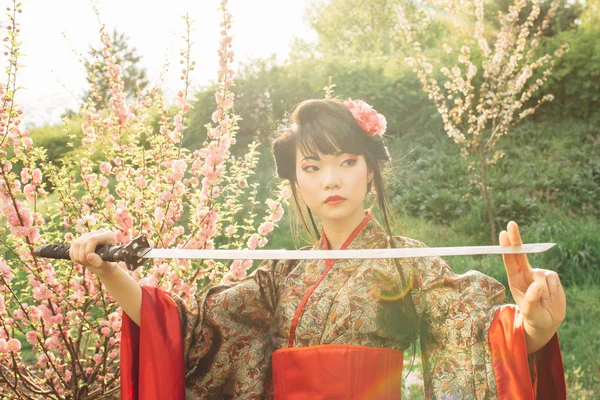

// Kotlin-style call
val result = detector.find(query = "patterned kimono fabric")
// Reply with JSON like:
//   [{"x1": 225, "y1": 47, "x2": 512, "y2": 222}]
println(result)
[{"x1": 120, "y1": 210, "x2": 566, "y2": 400}]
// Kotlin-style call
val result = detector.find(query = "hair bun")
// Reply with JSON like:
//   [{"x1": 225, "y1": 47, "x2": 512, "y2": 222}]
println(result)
[{"x1": 294, "y1": 100, "x2": 322, "y2": 124}]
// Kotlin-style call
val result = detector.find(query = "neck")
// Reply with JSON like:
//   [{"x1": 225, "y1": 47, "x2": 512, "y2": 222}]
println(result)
[{"x1": 320, "y1": 208, "x2": 368, "y2": 250}]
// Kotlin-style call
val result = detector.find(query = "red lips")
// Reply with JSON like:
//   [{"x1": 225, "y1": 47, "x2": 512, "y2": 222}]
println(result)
[{"x1": 325, "y1": 195, "x2": 345, "y2": 203}]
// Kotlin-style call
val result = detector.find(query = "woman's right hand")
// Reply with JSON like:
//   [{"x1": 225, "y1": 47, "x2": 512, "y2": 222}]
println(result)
[{"x1": 69, "y1": 228, "x2": 119, "y2": 279}]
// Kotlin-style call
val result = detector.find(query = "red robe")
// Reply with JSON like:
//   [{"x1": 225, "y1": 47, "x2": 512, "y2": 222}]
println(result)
[
  {"x1": 120, "y1": 286, "x2": 565, "y2": 399},
  {"x1": 119, "y1": 213, "x2": 566, "y2": 399}
]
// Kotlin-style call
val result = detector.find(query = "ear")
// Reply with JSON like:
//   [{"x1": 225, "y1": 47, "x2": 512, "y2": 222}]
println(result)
[{"x1": 367, "y1": 170, "x2": 374, "y2": 184}]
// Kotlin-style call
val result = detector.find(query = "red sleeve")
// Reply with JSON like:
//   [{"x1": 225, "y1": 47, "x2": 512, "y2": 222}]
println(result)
[
  {"x1": 488, "y1": 305, "x2": 566, "y2": 400},
  {"x1": 120, "y1": 286, "x2": 185, "y2": 400}
]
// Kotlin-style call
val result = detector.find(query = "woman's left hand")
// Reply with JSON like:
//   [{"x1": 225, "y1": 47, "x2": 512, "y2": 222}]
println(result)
[{"x1": 500, "y1": 221, "x2": 566, "y2": 345}]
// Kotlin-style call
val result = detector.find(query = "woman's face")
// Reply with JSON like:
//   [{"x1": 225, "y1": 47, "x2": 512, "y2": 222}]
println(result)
[{"x1": 295, "y1": 146, "x2": 374, "y2": 224}]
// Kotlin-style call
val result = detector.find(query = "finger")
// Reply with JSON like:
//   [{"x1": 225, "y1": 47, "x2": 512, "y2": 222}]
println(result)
[
  {"x1": 78, "y1": 232, "x2": 92, "y2": 266},
  {"x1": 85, "y1": 236, "x2": 102, "y2": 267},
  {"x1": 522, "y1": 280, "x2": 550, "y2": 323},
  {"x1": 522, "y1": 281, "x2": 542, "y2": 319},
  {"x1": 532, "y1": 269, "x2": 551, "y2": 309},
  {"x1": 86, "y1": 252, "x2": 104, "y2": 267},
  {"x1": 545, "y1": 270, "x2": 560, "y2": 305},
  {"x1": 84, "y1": 231, "x2": 116, "y2": 266},
  {"x1": 500, "y1": 230, "x2": 521, "y2": 275},
  {"x1": 69, "y1": 238, "x2": 80, "y2": 263},
  {"x1": 507, "y1": 221, "x2": 532, "y2": 273}
]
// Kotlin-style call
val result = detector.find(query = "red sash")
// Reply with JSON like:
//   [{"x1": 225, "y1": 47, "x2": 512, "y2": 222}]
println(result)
[{"x1": 272, "y1": 345, "x2": 404, "y2": 400}]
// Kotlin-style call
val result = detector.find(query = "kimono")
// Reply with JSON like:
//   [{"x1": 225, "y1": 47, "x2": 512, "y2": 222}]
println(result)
[{"x1": 120, "y1": 210, "x2": 566, "y2": 399}]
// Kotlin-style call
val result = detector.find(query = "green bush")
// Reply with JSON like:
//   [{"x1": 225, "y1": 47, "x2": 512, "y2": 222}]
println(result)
[{"x1": 527, "y1": 213, "x2": 600, "y2": 286}]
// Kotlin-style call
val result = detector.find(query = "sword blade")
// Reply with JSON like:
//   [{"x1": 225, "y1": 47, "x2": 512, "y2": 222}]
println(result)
[{"x1": 141, "y1": 243, "x2": 556, "y2": 260}]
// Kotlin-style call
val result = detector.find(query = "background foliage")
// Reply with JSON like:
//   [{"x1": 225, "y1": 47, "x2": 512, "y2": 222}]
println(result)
[{"x1": 4, "y1": 0, "x2": 599, "y2": 397}]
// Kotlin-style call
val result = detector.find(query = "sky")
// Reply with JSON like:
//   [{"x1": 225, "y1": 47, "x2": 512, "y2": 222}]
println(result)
[{"x1": 5, "y1": 0, "x2": 316, "y2": 127}]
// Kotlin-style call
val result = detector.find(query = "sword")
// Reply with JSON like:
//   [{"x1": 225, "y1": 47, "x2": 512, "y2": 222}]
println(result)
[{"x1": 34, "y1": 235, "x2": 556, "y2": 271}]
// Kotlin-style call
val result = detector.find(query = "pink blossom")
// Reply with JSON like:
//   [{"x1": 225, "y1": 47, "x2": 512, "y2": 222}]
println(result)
[
  {"x1": 171, "y1": 159, "x2": 187, "y2": 181},
  {"x1": 65, "y1": 370, "x2": 72, "y2": 382},
  {"x1": 44, "y1": 336, "x2": 59, "y2": 350},
  {"x1": 108, "y1": 64, "x2": 121, "y2": 79},
  {"x1": 28, "y1": 307, "x2": 41, "y2": 323},
  {"x1": 84, "y1": 173, "x2": 97, "y2": 184},
  {"x1": 171, "y1": 159, "x2": 187, "y2": 174},
  {"x1": 258, "y1": 237, "x2": 268, "y2": 247},
  {"x1": 174, "y1": 114, "x2": 184, "y2": 133},
  {"x1": 269, "y1": 207, "x2": 284, "y2": 222},
  {"x1": 93, "y1": 353, "x2": 102, "y2": 364},
  {"x1": 26, "y1": 331, "x2": 38, "y2": 345},
  {"x1": 116, "y1": 230, "x2": 131, "y2": 244},
  {"x1": 247, "y1": 233, "x2": 260, "y2": 250},
  {"x1": 20, "y1": 168, "x2": 30, "y2": 183},
  {"x1": 212, "y1": 109, "x2": 223, "y2": 123},
  {"x1": 175, "y1": 91, "x2": 192, "y2": 112},
  {"x1": 135, "y1": 176, "x2": 147, "y2": 189},
  {"x1": 28, "y1": 228, "x2": 41, "y2": 243},
  {"x1": 22, "y1": 137, "x2": 33, "y2": 147},
  {"x1": 159, "y1": 191, "x2": 173, "y2": 202},
  {"x1": 99, "y1": 177, "x2": 109, "y2": 187},
  {"x1": 154, "y1": 207, "x2": 165, "y2": 223},
  {"x1": 168, "y1": 129, "x2": 181, "y2": 144},
  {"x1": 258, "y1": 221, "x2": 274, "y2": 236},
  {"x1": 279, "y1": 187, "x2": 292, "y2": 200},
  {"x1": 225, "y1": 225, "x2": 236, "y2": 236},
  {"x1": 0, "y1": 260, "x2": 13, "y2": 282},
  {"x1": 115, "y1": 208, "x2": 133, "y2": 231},
  {"x1": 100, "y1": 162, "x2": 112, "y2": 175},
  {"x1": 6, "y1": 338, "x2": 21, "y2": 352},
  {"x1": 0, "y1": 294, "x2": 4, "y2": 315},
  {"x1": 266, "y1": 199, "x2": 278, "y2": 211},
  {"x1": 32, "y1": 169, "x2": 42, "y2": 184},
  {"x1": 343, "y1": 99, "x2": 387, "y2": 137},
  {"x1": 0, "y1": 339, "x2": 5, "y2": 353},
  {"x1": 32, "y1": 285, "x2": 52, "y2": 301},
  {"x1": 174, "y1": 182, "x2": 185, "y2": 197},
  {"x1": 230, "y1": 260, "x2": 244, "y2": 280},
  {"x1": 38, "y1": 304, "x2": 53, "y2": 324},
  {"x1": 230, "y1": 260, "x2": 252, "y2": 280},
  {"x1": 13, "y1": 309, "x2": 25, "y2": 321},
  {"x1": 23, "y1": 183, "x2": 35, "y2": 201}
]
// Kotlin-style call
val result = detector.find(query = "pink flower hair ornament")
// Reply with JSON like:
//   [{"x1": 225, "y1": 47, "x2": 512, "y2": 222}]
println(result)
[{"x1": 343, "y1": 98, "x2": 387, "y2": 137}]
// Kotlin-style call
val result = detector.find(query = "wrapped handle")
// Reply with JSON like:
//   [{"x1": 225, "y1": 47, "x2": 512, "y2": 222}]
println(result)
[{"x1": 34, "y1": 236, "x2": 151, "y2": 270}]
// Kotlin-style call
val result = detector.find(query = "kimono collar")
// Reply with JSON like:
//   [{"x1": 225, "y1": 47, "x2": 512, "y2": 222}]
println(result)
[{"x1": 315, "y1": 209, "x2": 389, "y2": 251}]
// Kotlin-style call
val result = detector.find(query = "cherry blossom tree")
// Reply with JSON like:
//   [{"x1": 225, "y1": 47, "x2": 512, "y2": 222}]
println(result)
[
  {"x1": 396, "y1": 0, "x2": 568, "y2": 243},
  {"x1": 0, "y1": 0, "x2": 289, "y2": 397}
]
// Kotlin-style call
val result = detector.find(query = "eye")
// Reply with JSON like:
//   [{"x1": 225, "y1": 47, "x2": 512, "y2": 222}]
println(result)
[
  {"x1": 343, "y1": 158, "x2": 357, "y2": 166},
  {"x1": 301, "y1": 165, "x2": 318, "y2": 172}
]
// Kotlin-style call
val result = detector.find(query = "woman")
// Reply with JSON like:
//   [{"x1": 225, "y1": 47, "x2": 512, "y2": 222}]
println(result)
[{"x1": 69, "y1": 98, "x2": 566, "y2": 399}]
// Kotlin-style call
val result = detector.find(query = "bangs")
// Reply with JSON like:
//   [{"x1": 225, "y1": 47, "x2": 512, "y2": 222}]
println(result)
[{"x1": 295, "y1": 114, "x2": 365, "y2": 157}]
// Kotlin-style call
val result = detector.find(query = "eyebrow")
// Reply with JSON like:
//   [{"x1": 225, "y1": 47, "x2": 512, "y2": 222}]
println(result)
[{"x1": 301, "y1": 151, "x2": 346, "y2": 162}]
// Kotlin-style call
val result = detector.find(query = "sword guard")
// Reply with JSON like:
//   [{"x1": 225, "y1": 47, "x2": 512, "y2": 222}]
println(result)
[{"x1": 123, "y1": 235, "x2": 152, "y2": 271}]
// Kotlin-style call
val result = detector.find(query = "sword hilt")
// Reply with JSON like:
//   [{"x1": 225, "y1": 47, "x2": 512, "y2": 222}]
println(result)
[{"x1": 34, "y1": 235, "x2": 151, "y2": 271}]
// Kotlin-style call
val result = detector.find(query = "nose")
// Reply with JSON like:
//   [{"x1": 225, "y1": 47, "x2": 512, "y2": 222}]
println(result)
[{"x1": 321, "y1": 167, "x2": 341, "y2": 190}]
